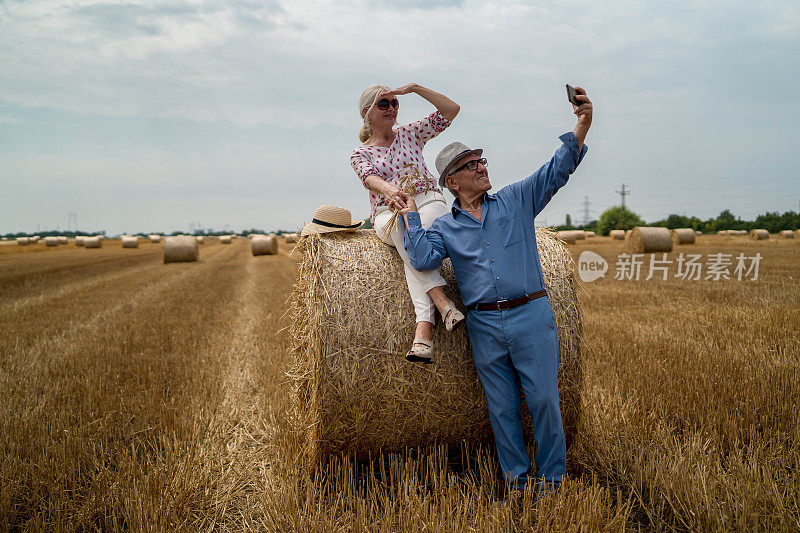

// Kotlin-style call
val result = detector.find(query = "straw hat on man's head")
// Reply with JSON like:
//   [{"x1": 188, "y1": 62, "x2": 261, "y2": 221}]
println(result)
[{"x1": 301, "y1": 205, "x2": 364, "y2": 236}]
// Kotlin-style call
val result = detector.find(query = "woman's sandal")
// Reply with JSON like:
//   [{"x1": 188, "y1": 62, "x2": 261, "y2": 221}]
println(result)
[
  {"x1": 406, "y1": 339, "x2": 434, "y2": 364},
  {"x1": 443, "y1": 302, "x2": 465, "y2": 332}
]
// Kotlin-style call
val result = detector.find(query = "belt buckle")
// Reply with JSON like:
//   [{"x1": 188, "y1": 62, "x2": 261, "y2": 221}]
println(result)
[{"x1": 496, "y1": 298, "x2": 509, "y2": 310}]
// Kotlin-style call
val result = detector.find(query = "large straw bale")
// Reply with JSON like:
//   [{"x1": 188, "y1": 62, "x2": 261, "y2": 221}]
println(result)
[
  {"x1": 148, "y1": 234, "x2": 162, "y2": 243},
  {"x1": 781, "y1": 230, "x2": 794, "y2": 239},
  {"x1": 251, "y1": 235, "x2": 278, "y2": 256},
  {"x1": 671, "y1": 228, "x2": 696, "y2": 245},
  {"x1": 609, "y1": 230, "x2": 625, "y2": 240},
  {"x1": 624, "y1": 229, "x2": 631, "y2": 240},
  {"x1": 163, "y1": 236, "x2": 199, "y2": 263},
  {"x1": 628, "y1": 227, "x2": 672, "y2": 253},
  {"x1": 44, "y1": 236, "x2": 59, "y2": 247},
  {"x1": 288, "y1": 228, "x2": 583, "y2": 469},
  {"x1": 749, "y1": 229, "x2": 769, "y2": 240},
  {"x1": 121, "y1": 235, "x2": 139, "y2": 248},
  {"x1": 83, "y1": 236, "x2": 102, "y2": 248},
  {"x1": 220, "y1": 235, "x2": 232, "y2": 244}
]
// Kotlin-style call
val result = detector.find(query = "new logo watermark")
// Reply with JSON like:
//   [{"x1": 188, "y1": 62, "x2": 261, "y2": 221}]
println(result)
[{"x1": 578, "y1": 251, "x2": 762, "y2": 282}]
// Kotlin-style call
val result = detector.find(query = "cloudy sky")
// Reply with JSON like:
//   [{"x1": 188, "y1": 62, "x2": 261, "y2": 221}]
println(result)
[{"x1": 1, "y1": 0, "x2": 798, "y2": 235}]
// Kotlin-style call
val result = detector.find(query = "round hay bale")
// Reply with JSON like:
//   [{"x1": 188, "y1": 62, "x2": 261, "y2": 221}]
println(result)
[
  {"x1": 251, "y1": 235, "x2": 278, "y2": 256},
  {"x1": 16, "y1": 237, "x2": 29, "y2": 245},
  {"x1": 83, "y1": 236, "x2": 102, "y2": 248},
  {"x1": 585, "y1": 231, "x2": 596, "y2": 238},
  {"x1": 781, "y1": 230, "x2": 794, "y2": 239},
  {"x1": 288, "y1": 228, "x2": 583, "y2": 469},
  {"x1": 609, "y1": 230, "x2": 625, "y2": 240},
  {"x1": 795, "y1": 229, "x2": 800, "y2": 238},
  {"x1": 749, "y1": 229, "x2": 769, "y2": 240},
  {"x1": 219, "y1": 235, "x2": 232, "y2": 244},
  {"x1": 717, "y1": 230, "x2": 726, "y2": 235},
  {"x1": 624, "y1": 229, "x2": 632, "y2": 240},
  {"x1": 148, "y1": 234, "x2": 162, "y2": 243},
  {"x1": 556, "y1": 231, "x2": 577, "y2": 244},
  {"x1": 695, "y1": 230, "x2": 702, "y2": 235},
  {"x1": 163, "y1": 236, "x2": 199, "y2": 263},
  {"x1": 44, "y1": 236, "x2": 59, "y2": 247},
  {"x1": 57, "y1": 236, "x2": 68, "y2": 245},
  {"x1": 121, "y1": 235, "x2": 139, "y2": 248},
  {"x1": 75, "y1": 236, "x2": 85, "y2": 246},
  {"x1": 628, "y1": 227, "x2": 672, "y2": 253},
  {"x1": 671, "y1": 228, "x2": 696, "y2": 245},
  {"x1": 284, "y1": 233, "x2": 297, "y2": 244},
  {"x1": 195, "y1": 236, "x2": 205, "y2": 244}
]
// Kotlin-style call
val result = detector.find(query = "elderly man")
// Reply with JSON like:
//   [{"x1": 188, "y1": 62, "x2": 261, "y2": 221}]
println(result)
[{"x1": 399, "y1": 88, "x2": 592, "y2": 496}]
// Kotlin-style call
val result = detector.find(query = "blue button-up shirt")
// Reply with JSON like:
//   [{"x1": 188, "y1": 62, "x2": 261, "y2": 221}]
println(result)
[{"x1": 403, "y1": 132, "x2": 587, "y2": 307}]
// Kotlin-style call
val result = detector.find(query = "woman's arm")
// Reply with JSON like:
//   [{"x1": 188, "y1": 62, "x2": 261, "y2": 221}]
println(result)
[{"x1": 382, "y1": 84, "x2": 460, "y2": 122}]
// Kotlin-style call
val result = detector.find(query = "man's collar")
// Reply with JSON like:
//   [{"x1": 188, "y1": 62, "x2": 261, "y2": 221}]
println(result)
[{"x1": 451, "y1": 192, "x2": 495, "y2": 216}]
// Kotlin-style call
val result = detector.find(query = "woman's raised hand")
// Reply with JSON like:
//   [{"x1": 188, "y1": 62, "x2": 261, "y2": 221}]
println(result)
[{"x1": 379, "y1": 84, "x2": 417, "y2": 101}]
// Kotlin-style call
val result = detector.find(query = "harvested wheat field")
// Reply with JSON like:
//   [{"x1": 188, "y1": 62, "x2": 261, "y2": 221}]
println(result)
[{"x1": 1, "y1": 235, "x2": 798, "y2": 531}]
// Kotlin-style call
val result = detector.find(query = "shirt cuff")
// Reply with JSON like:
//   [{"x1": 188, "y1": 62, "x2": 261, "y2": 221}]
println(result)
[
  {"x1": 405, "y1": 211, "x2": 422, "y2": 228},
  {"x1": 558, "y1": 131, "x2": 588, "y2": 164}
]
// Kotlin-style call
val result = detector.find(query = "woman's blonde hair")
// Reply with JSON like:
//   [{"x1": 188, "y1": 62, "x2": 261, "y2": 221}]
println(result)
[{"x1": 357, "y1": 84, "x2": 391, "y2": 143}]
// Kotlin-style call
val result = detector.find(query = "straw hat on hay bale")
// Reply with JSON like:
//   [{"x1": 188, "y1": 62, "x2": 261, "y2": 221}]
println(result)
[
  {"x1": 628, "y1": 227, "x2": 672, "y2": 253},
  {"x1": 671, "y1": 228, "x2": 696, "y2": 245},
  {"x1": 288, "y1": 228, "x2": 583, "y2": 470},
  {"x1": 300, "y1": 205, "x2": 364, "y2": 237}
]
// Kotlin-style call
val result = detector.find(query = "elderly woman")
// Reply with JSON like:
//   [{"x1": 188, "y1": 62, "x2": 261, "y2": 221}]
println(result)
[{"x1": 351, "y1": 83, "x2": 464, "y2": 363}]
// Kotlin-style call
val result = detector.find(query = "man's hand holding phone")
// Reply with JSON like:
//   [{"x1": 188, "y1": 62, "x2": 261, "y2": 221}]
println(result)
[{"x1": 566, "y1": 84, "x2": 592, "y2": 149}]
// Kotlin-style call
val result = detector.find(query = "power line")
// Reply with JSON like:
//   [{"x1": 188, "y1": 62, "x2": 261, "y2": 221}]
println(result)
[
  {"x1": 580, "y1": 196, "x2": 592, "y2": 225},
  {"x1": 615, "y1": 183, "x2": 630, "y2": 208}
]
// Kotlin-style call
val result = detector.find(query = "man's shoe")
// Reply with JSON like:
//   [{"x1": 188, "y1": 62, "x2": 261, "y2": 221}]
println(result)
[{"x1": 493, "y1": 489, "x2": 523, "y2": 510}]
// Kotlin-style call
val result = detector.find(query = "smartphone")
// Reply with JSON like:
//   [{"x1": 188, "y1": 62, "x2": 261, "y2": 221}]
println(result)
[{"x1": 566, "y1": 84, "x2": 581, "y2": 107}]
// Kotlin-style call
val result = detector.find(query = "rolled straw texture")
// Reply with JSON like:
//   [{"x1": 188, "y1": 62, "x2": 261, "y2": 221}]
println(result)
[
  {"x1": 749, "y1": 229, "x2": 769, "y2": 240},
  {"x1": 44, "y1": 236, "x2": 59, "y2": 247},
  {"x1": 57, "y1": 236, "x2": 68, "y2": 245},
  {"x1": 121, "y1": 236, "x2": 139, "y2": 248},
  {"x1": 251, "y1": 235, "x2": 278, "y2": 256},
  {"x1": 288, "y1": 228, "x2": 583, "y2": 469},
  {"x1": 163, "y1": 236, "x2": 199, "y2": 263},
  {"x1": 219, "y1": 235, "x2": 232, "y2": 244},
  {"x1": 556, "y1": 231, "x2": 577, "y2": 244},
  {"x1": 83, "y1": 236, "x2": 102, "y2": 248},
  {"x1": 609, "y1": 230, "x2": 625, "y2": 240},
  {"x1": 624, "y1": 230, "x2": 631, "y2": 240},
  {"x1": 75, "y1": 236, "x2": 85, "y2": 246},
  {"x1": 781, "y1": 230, "x2": 794, "y2": 238},
  {"x1": 17, "y1": 237, "x2": 29, "y2": 245},
  {"x1": 586, "y1": 231, "x2": 596, "y2": 238},
  {"x1": 148, "y1": 234, "x2": 162, "y2": 243},
  {"x1": 628, "y1": 227, "x2": 672, "y2": 253},
  {"x1": 671, "y1": 228, "x2": 696, "y2": 245}
]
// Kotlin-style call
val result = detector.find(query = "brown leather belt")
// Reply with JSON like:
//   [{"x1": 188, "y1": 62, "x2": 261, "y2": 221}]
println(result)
[{"x1": 468, "y1": 289, "x2": 547, "y2": 312}]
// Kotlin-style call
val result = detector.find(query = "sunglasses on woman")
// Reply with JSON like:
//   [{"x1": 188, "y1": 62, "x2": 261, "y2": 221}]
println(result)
[{"x1": 376, "y1": 98, "x2": 399, "y2": 110}]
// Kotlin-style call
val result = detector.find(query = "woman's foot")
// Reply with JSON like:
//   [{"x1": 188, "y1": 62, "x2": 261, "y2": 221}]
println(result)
[
  {"x1": 443, "y1": 301, "x2": 465, "y2": 332},
  {"x1": 406, "y1": 339, "x2": 434, "y2": 363}
]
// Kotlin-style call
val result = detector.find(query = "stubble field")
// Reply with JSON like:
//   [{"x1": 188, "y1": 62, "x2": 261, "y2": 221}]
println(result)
[{"x1": 0, "y1": 235, "x2": 798, "y2": 531}]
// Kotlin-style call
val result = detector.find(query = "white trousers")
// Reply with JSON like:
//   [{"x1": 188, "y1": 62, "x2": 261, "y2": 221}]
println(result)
[{"x1": 373, "y1": 190, "x2": 449, "y2": 323}]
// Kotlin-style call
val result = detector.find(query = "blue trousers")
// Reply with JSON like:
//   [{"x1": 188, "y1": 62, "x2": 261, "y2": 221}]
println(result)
[{"x1": 466, "y1": 296, "x2": 566, "y2": 487}]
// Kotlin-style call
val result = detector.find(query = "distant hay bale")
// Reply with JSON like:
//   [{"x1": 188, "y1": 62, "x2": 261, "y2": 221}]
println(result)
[
  {"x1": 75, "y1": 236, "x2": 85, "y2": 246},
  {"x1": 195, "y1": 236, "x2": 205, "y2": 244},
  {"x1": 83, "y1": 236, "x2": 102, "y2": 248},
  {"x1": 781, "y1": 230, "x2": 794, "y2": 239},
  {"x1": 44, "y1": 236, "x2": 59, "y2": 247},
  {"x1": 671, "y1": 228, "x2": 696, "y2": 245},
  {"x1": 57, "y1": 236, "x2": 68, "y2": 245},
  {"x1": 628, "y1": 227, "x2": 672, "y2": 253},
  {"x1": 121, "y1": 236, "x2": 139, "y2": 248},
  {"x1": 251, "y1": 235, "x2": 278, "y2": 256},
  {"x1": 585, "y1": 231, "x2": 596, "y2": 238},
  {"x1": 288, "y1": 228, "x2": 583, "y2": 469},
  {"x1": 556, "y1": 231, "x2": 577, "y2": 244},
  {"x1": 284, "y1": 233, "x2": 298, "y2": 243},
  {"x1": 219, "y1": 235, "x2": 232, "y2": 244},
  {"x1": 17, "y1": 237, "x2": 29, "y2": 245},
  {"x1": 717, "y1": 230, "x2": 726, "y2": 235},
  {"x1": 148, "y1": 234, "x2": 162, "y2": 243},
  {"x1": 609, "y1": 230, "x2": 625, "y2": 240},
  {"x1": 695, "y1": 230, "x2": 702, "y2": 235},
  {"x1": 749, "y1": 229, "x2": 769, "y2": 240},
  {"x1": 163, "y1": 236, "x2": 199, "y2": 263}
]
